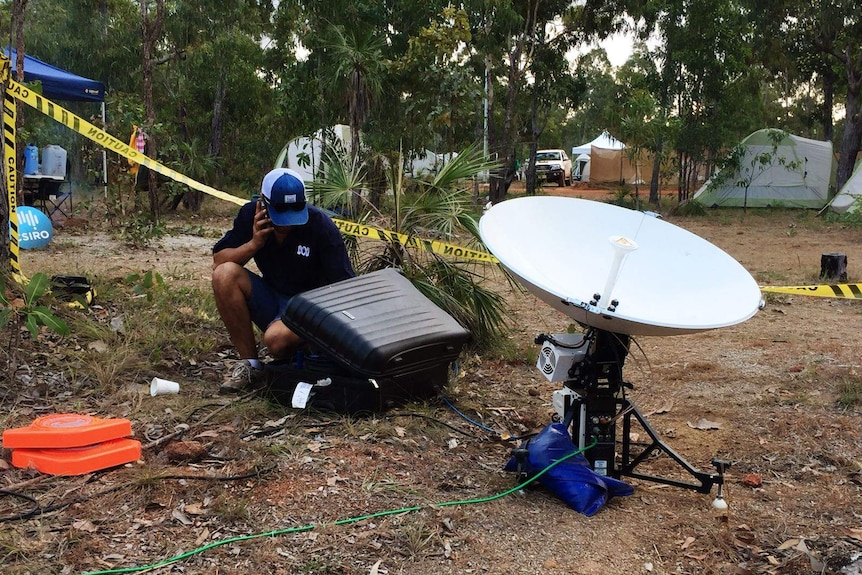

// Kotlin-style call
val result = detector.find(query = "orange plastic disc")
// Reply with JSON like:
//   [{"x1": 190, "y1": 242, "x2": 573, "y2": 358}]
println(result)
[
  {"x1": 2, "y1": 413, "x2": 132, "y2": 449},
  {"x1": 11, "y1": 438, "x2": 142, "y2": 476}
]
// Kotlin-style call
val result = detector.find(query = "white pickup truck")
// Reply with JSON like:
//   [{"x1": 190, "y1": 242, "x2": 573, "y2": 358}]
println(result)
[{"x1": 534, "y1": 149, "x2": 573, "y2": 187}]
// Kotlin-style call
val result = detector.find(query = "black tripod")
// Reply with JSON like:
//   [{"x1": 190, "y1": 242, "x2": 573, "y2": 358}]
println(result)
[{"x1": 550, "y1": 329, "x2": 730, "y2": 494}]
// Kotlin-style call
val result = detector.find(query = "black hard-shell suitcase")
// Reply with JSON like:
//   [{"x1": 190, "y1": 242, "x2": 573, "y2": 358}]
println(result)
[
  {"x1": 264, "y1": 354, "x2": 391, "y2": 414},
  {"x1": 265, "y1": 268, "x2": 470, "y2": 413}
]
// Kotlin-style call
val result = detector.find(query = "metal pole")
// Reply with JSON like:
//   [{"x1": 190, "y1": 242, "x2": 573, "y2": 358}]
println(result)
[
  {"x1": 483, "y1": 58, "x2": 489, "y2": 183},
  {"x1": 101, "y1": 101, "x2": 107, "y2": 196}
]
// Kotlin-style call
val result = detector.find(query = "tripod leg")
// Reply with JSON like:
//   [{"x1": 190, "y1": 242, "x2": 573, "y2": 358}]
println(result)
[{"x1": 616, "y1": 399, "x2": 721, "y2": 494}]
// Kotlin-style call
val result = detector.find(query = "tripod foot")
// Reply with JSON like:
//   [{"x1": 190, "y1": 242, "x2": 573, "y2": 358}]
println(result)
[{"x1": 710, "y1": 459, "x2": 731, "y2": 510}]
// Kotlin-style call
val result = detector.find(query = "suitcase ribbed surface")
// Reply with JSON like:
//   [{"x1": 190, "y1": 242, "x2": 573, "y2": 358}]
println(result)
[{"x1": 283, "y1": 269, "x2": 470, "y2": 376}]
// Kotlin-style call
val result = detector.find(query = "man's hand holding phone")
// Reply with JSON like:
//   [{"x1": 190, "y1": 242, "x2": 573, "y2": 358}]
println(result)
[{"x1": 252, "y1": 199, "x2": 275, "y2": 248}]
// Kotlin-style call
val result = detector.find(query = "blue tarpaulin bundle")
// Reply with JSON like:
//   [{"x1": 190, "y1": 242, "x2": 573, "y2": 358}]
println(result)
[{"x1": 505, "y1": 422, "x2": 634, "y2": 516}]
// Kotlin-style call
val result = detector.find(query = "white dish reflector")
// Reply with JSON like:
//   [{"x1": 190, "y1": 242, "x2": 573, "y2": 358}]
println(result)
[{"x1": 479, "y1": 197, "x2": 762, "y2": 336}]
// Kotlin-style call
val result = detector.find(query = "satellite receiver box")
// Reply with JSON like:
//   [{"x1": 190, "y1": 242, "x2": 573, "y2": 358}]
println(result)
[
  {"x1": 537, "y1": 333, "x2": 589, "y2": 382},
  {"x1": 269, "y1": 268, "x2": 471, "y2": 413}
]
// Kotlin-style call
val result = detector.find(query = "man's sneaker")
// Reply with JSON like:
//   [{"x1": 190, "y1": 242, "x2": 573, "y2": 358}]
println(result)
[{"x1": 219, "y1": 360, "x2": 267, "y2": 394}]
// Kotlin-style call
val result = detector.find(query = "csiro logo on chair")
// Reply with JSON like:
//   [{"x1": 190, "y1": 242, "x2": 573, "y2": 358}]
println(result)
[{"x1": 12, "y1": 206, "x2": 54, "y2": 249}]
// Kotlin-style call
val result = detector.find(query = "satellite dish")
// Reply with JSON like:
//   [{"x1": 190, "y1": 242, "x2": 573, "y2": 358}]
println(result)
[{"x1": 479, "y1": 197, "x2": 762, "y2": 336}]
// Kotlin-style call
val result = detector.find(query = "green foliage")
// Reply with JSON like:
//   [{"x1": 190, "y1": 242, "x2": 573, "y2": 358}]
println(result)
[
  {"x1": 822, "y1": 206, "x2": 862, "y2": 227},
  {"x1": 607, "y1": 186, "x2": 634, "y2": 208},
  {"x1": 315, "y1": 143, "x2": 508, "y2": 350},
  {"x1": 5, "y1": 0, "x2": 861, "y2": 294},
  {"x1": 0, "y1": 272, "x2": 69, "y2": 339},
  {"x1": 837, "y1": 377, "x2": 862, "y2": 409},
  {"x1": 125, "y1": 270, "x2": 165, "y2": 301},
  {"x1": 670, "y1": 200, "x2": 708, "y2": 217},
  {"x1": 114, "y1": 213, "x2": 168, "y2": 248}
]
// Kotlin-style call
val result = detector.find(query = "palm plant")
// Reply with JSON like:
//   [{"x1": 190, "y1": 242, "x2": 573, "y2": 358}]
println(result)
[
  {"x1": 322, "y1": 25, "x2": 386, "y2": 217},
  {"x1": 313, "y1": 143, "x2": 510, "y2": 349}
]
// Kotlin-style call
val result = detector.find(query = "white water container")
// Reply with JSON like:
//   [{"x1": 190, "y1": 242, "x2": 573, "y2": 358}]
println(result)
[{"x1": 41, "y1": 145, "x2": 67, "y2": 178}]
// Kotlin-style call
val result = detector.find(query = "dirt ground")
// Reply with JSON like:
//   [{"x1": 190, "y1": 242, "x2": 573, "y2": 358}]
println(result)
[{"x1": 2, "y1": 188, "x2": 862, "y2": 575}]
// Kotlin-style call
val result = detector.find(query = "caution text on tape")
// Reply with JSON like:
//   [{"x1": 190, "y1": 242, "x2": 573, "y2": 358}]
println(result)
[
  {"x1": 760, "y1": 284, "x2": 862, "y2": 299},
  {"x1": 9, "y1": 78, "x2": 244, "y2": 208},
  {"x1": 8, "y1": 76, "x2": 500, "y2": 265},
  {"x1": 332, "y1": 219, "x2": 498, "y2": 263}
]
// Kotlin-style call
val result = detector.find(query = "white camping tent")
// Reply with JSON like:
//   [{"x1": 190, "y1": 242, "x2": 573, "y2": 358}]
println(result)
[
  {"x1": 571, "y1": 130, "x2": 626, "y2": 156},
  {"x1": 826, "y1": 159, "x2": 862, "y2": 213},
  {"x1": 569, "y1": 131, "x2": 644, "y2": 184},
  {"x1": 407, "y1": 149, "x2": 458, "y2": 177},
  {"x1": 693, "y1": 129, "x2": 835, "y2": 209},
  {"x1": 573, "y1": 153, "x2": 591, "y2": 181},
  {"x1": 274, "y1": 124, "x2": 352, "y2": 182}
]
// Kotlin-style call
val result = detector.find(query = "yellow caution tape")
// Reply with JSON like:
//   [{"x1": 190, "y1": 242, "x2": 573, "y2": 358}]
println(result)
[
  {"x1": 7, "y1": 75, "x2": 500, "y2": 264},
  {"x1": 5, "y1": 75, "x2": 858, "y2": 293},
  {"x1": 8, "y1": 54, "x2": 859, "y2": 290},
  {"x1": 760, "y1": 284, "x2": 862, "y2": 299},
  {"x1": 331, "y1": 219, "x2": 499, "y2": 263},
  {"x1": 3, "y1": 66, "x2": 23, "y2": 282},
  {"x1": 9, "y1": 78, "x2": 244, "y2": 208}
]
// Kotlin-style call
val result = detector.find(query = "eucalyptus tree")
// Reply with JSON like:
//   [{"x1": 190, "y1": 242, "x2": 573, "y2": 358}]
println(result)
[
  {"x1": 385, "y1": 5, "x2": 479, "y2": 158},
  {"x1": 9, "y1": 0, "x2": 28, "y2": 140},
  {"x1": 564, "y1": 48, "x2": 618, "y2": 144},
  {"x1": 631, "y1": 0, "x2": 765, "y2": 201},
  {"x1": 760, "y1": 0, "x2": 862, "y2": 191},
  {"x1": 520, "y1": 0, "x2": 586, "y2": 197},
  {"x1": 612, "y1": 48, "x2": 675, "y2": 204},
  {"x1": 472, "y1": 0, "x2": 529, "y2": 204},
  {"x1": 745, "y1": 0, "x2": 839, "y2": 141},
  {"x1": 0, "y1": 0, "x2": 28, "y2": 262},
  {"x1": 160, "y1": 0, "x2": 275, "y2": 208},
  {"x1": 138, "y1": 0, "x2": 166, "y2": 217},
  {"x1": 8, "y1": 0, "x2": 141, "y2": 94},
  {"x1": 279, "y1": 0, "x2": 484, "y2": 209},
  {"x1": 467, "y1": 0, "x2": 632, "y2": 204}
]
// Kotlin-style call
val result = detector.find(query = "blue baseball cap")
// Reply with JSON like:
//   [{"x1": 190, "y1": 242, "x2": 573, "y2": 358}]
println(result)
[{"x1": 260, "y1": 168, "x2": 309, "y2": 226}]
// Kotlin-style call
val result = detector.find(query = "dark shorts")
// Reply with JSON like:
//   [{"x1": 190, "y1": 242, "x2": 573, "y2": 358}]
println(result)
[{"x1": 246, "y1": 270, "x2": 292, "y2": 332}]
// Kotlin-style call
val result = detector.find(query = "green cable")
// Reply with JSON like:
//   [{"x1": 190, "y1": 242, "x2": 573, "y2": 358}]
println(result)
[{"x1": 78, "y1": 438, "x2": 597, "y2": 575}]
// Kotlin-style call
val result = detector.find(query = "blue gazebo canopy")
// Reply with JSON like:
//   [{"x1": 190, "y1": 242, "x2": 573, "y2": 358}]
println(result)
[{"x1": 4, "y1": 47, "x2": 105, "y2": 103}]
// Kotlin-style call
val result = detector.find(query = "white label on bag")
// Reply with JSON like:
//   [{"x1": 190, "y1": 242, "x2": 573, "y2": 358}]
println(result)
[{"x1": 291, "y1": 382, "x2": 313, "y2": 409}]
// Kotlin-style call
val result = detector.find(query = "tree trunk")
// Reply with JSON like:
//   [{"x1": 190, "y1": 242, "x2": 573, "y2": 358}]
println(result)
[
  {"x1": 182, "y1": 77, "x2": 225, "y2": 213},
  {"x1": 12, "y1": 0, "x2": 28, "y2": 192},
  {"x1": 2, "y1": 1, "x2": 28, "y2": 263},
  {"x1": 526, "y1": 90, "x2": 540, "y2": 196},
  {"x1": 649, "y1": 143, "x2": 662, "y2": 205},
  {"x1": 676, "y1": 151, "x2": 685, "y2": 203},
  {"x1": 822, "y1": 68, "x2": 835, "y2": 142},
  {"x1": 836, "y1": 60, "x2": 862, "y2": 192},
  {"x1": 488, "y1": 39, "x2": 524, "y2": 205},
  {"x1": 141, "y1": 0, "x2": 165, "y2": 220},
  {"x1": 349, "y1": 103, "x2": 362, "y2": 217}
]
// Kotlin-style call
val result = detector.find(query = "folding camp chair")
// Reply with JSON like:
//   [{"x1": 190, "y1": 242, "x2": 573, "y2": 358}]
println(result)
[
  {"x1": 30, "y1": 177, "x2": 73, "y2": 220},
  {"x1": 42, "y1": 179, "x2": 73, "y2": 219}
]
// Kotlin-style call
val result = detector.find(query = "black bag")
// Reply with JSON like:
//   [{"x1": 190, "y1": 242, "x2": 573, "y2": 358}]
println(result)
[
  {"x1": 264, "y1": 352, "x2": 451, "y2": 414},
  {"x1": 265, "y1": 269, "x2": 470, "y2": 414}
]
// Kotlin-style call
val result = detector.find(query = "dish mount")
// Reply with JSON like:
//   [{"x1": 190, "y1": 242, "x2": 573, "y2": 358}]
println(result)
[{"x1": 480, "y1": 197, "x2": 762, "y2": 504}]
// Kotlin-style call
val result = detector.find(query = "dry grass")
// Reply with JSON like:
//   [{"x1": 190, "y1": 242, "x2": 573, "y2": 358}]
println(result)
[{"x1": 2, "y1": 206, "x2": 861, "y2": 574}]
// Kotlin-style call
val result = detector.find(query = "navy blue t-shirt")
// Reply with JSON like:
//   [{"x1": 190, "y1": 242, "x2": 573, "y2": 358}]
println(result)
[{"x1": 213, "y1": 202, "x2": 355, "y2": 297}]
